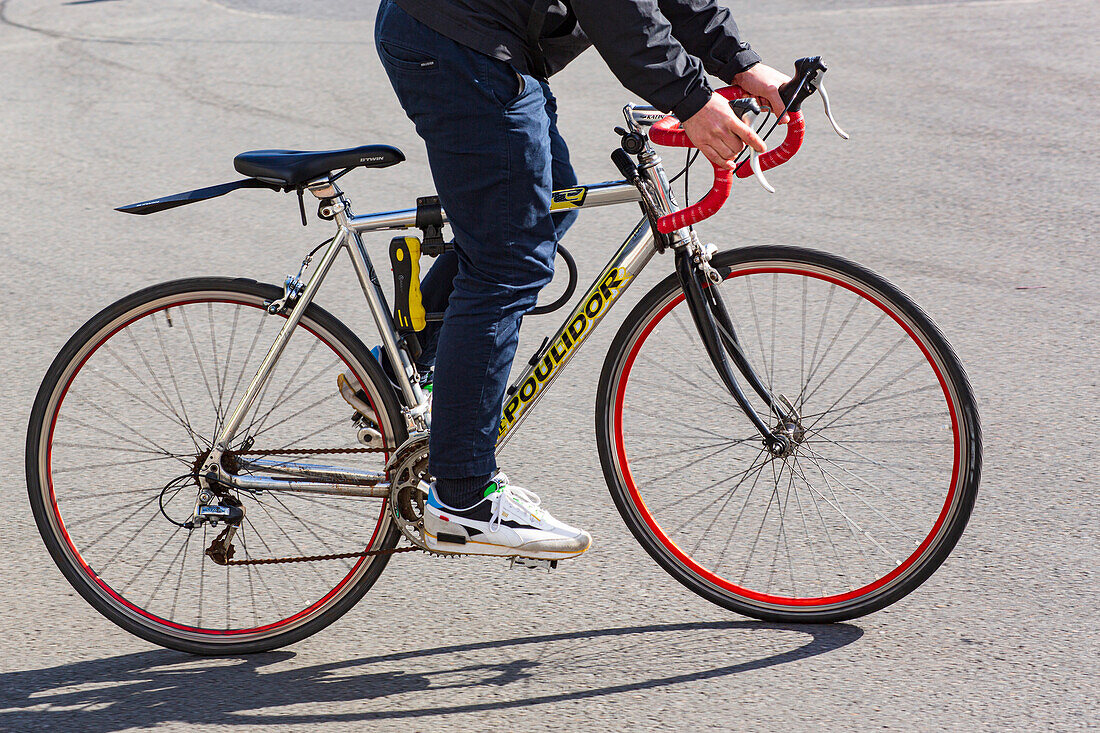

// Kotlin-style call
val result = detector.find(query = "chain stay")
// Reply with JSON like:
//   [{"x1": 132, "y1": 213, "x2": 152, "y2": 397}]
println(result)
[{"x1": 211, "y1": 444, "x2": 390, "y2": 565}]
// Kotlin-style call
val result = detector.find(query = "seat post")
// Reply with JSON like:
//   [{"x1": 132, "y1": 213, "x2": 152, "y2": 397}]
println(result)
[{"x1": 306, "y1": 177, "x2": 350, "y2": 224}]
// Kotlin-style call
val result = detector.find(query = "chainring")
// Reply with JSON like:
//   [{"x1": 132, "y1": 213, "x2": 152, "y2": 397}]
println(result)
[{"x1": 385, "y1": 433, "x2": 432, "y2": 549}]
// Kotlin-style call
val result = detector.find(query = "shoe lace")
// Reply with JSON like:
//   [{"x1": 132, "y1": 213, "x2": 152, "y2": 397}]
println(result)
[{"x1": 488, "y1": 474, "x2": 542, "y2": 533}]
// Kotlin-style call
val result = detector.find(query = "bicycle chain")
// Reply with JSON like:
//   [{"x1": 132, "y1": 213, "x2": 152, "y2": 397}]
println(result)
[
  {"x1": 215, "y1": 444, "x2": 412, "y2": 565},
  {"x1": 220, "y1": 544, "x2": 422, "y2": 565},
  {"x1": 238, "y1": 446, "x2": 386, "y2": 456}
]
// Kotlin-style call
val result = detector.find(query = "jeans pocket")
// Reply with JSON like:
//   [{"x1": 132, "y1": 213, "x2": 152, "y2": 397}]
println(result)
[
  {"x1": 511, "y1": 71, "x2": 526, "y2": 103},
  {"x1": 378, "y1": 40, "x2": 439, "y2": 72},
  {"x1": 478, "y1": 53, "x2": 529, "y2": 108}
]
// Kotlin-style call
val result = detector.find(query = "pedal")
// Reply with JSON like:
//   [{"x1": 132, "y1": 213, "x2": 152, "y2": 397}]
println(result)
[
  {"x1": 389, "y1": 236, "x2": 426, "y2": 332},
  {"x1": 508, "y1": 557, "x2": 559, "y2": 572}
]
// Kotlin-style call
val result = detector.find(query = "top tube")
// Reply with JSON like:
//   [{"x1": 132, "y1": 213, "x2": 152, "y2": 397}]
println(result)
[{"x1": 346, "y1": 181, "x2": 641, "y2": 234}]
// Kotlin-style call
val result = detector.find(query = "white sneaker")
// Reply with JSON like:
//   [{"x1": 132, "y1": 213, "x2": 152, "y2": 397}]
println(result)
[{"x1": 423, "y1": 473, "x2": 592, "y2": 559}]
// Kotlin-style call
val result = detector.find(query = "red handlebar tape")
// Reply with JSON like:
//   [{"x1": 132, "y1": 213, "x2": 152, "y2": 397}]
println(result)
[{"x1": 648, "y1": 86, "x2": 805, "y2": 234}]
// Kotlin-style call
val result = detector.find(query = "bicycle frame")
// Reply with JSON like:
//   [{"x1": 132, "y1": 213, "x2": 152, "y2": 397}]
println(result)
[{"x1": 207, "y1": 111, "x2": 784, "y2": 494}]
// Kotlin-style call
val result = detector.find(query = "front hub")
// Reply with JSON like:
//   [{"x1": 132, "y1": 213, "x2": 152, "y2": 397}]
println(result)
[{"x1": 766, "y1": 408, "x2": 807, "y2": 459}]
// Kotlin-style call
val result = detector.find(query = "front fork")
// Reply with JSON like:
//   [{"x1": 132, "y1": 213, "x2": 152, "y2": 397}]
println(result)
[{"x1": 674, "y1": 246, "x2": 794, "y2": 456}]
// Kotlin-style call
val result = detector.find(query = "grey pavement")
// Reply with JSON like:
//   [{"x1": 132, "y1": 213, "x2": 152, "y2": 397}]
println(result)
[{"x1": 0, "y1": 0, "x2": 1097, "y2": 730}]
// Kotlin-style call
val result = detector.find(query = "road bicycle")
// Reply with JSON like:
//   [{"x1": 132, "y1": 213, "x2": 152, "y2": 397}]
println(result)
[{"x1": 26, "y1": 58, "x2": 981, "y2": 654}]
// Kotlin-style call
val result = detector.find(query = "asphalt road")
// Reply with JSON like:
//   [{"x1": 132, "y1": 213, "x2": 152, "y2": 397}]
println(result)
[{"x1": 1, "y1": 0, "x2": 1097, "y2": 730}]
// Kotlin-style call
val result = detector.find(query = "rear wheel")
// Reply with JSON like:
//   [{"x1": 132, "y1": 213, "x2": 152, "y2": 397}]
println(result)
[
  {"x1": 27, "y1": 277, "x2": 406, "y2": 654},
  {"x1": 597, "y1": 246, "x2": 981, "y2": 622}
]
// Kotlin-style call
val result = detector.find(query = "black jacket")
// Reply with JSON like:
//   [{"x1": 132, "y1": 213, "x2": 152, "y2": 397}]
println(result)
[{"x1": 394, "y1": 0, "x2": 761, "y2": 121}]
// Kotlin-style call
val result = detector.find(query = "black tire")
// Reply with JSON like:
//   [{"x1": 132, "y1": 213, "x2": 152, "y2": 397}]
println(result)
[
  {"x1": 27, "y1": 277, "x2": 407, "y2": 654},
  {"x1": 596, "y1": 246, "x2": 981, "y2": 623}
]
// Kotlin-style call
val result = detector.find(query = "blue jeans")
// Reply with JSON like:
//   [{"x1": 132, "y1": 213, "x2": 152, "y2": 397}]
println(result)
[{"x1": 375, "y1": 0, "x2": 578, "y2": 481}]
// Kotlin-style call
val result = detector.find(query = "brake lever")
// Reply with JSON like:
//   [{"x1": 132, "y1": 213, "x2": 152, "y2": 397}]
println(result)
[
  {"x1": 748, "y1": 147, "x2": 775, "y2": 193},
  {"x1": 817, "y1": 82, "x2": 849, "y2": 139},
  {"x1": 739, "y1": 110, "x2": 776, "y2": 194}
]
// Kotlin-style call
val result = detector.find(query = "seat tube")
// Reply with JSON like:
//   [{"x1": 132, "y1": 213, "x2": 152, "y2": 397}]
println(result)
[{"x1": 342, "y1": 225, "x2": 425, "y2": 412}]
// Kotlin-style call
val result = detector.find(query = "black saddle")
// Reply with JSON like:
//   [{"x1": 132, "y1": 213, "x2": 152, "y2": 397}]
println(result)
[
  {"x1": 117, "y1": 144, "x2": 405, "y2": 216},
  {"x1": 234, "y1": 144, "x2": 405, "y2": 187}
]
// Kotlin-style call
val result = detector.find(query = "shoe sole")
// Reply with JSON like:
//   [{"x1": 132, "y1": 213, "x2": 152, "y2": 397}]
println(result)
[
  {"x1": 337, "y1": 373, "x2": 378, "y2": 426},
  {"x1": 423, "y1": 529, "x2": 590, "y2": 560}
]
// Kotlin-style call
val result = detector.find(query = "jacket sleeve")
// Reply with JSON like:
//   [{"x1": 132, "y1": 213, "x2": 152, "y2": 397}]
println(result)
[
  {"x1": 569, "y1": 0, "x2": 715, "y2": 121},
  {"x1": 658, "y1": 0, "x2": 761, "y2": 84}
]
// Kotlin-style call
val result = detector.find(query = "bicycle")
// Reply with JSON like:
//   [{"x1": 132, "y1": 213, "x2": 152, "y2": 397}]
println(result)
[{"x1": 26, "y1": 58, "x2": 981, "y2": 655}]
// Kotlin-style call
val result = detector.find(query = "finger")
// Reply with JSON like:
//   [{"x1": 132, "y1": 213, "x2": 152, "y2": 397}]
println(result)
[
  {"x1": 710, "y1": 134, "x2": 741, "y2": 162},
  {"x1": 704, "y1": 140, "x2": 739, "y2": 168},
  {"x1": 729, "y1": 118, "x2": 765, "y2": 153},
  {"x1": 700, "y1": 144, "x2": 734, "y2": 170},
  {"x1": 763, "y1": 91, "x2": 790, "y2": 124}
]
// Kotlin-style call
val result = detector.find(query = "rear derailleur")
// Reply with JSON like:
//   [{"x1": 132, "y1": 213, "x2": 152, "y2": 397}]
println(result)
[{"x1": 183, "y1": 487, "x2": 246, "y2": 566}]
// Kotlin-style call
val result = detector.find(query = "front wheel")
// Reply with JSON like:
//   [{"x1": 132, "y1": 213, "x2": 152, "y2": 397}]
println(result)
[{"x1": 596, "y1": 246, "x2": 981, "y2": 622}]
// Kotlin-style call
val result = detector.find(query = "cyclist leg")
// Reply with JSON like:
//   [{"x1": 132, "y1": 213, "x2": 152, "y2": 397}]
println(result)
[
  {"x1": 412, "y1": 81, "x2": 578, "y2": 375},
  {"x1": 378, "y1": 0, "x2": 553, "y2": 494}
]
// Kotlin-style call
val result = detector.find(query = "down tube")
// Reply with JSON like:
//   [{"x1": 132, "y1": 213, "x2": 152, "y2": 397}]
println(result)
[{"x1": 496, "y1": 217, "x2": 658, "y2": 451}]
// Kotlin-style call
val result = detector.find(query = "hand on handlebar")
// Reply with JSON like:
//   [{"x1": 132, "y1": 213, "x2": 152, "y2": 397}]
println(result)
[
  {"x1": 645, "y1": 56, "x2": 845, "y2": 234},
  {"x1": 732, "y1": 64, "x2": 792, "y2": 124},
  {"x1": 681, "y1": 93, "x2": 765, "y2": 170},
  {"x1": 680, "y1": 63, "x2": 792, "y2": 171}
]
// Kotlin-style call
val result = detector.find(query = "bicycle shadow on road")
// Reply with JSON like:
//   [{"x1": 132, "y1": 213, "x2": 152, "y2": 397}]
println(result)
[{"x1": 0, "y1": 620, "x2": 862, "y2": 731}]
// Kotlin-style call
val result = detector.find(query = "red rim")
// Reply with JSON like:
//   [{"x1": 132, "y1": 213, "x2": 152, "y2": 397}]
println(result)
[
  {"x1": 44, "y1": 295, "x2": 389, "y2": 636},
  {"x1": 613, "y1": 264, "x2": 962, "y2": 608}
]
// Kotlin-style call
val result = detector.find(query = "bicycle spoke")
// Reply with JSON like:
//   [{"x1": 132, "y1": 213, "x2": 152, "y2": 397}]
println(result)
[
  {"x1": 145, "y1": 533, "x2": 192, "y2": 610},
  {"x1": 119, "y1": 525, "x2": 186, "y2": 595},
  {"x1": 178, "y1": 306, "x2": 222, "y2": 428},
  {"x1": 801, "y1": 311, "x2": 889, "y2": 407},
  {"x1": 224, "y1": 313, "x2": 270, "y2": 418},
  {"x1": 801, "y1": 328, "x2": 905, "y2": 423},
  {"x1": 669, "y1": 309, "x2": 726, "y2": 394},
  {"x1": 152, "y1": 314, "x2": 204, "y2": 453},
  {"x1": 61, "y1": 391, "x2": 194, "y2": 468},
  {"x1": 665, "y1": 450, "x2": 769, "y2": 535},
  {"x1": 652, "y1": 446, "x2": 768, "y2": 512},
  {"x1": 711, "y1": 453, "x2": 771, "y2": 574},
  {"x1": 787, "y1": 458, "x2": 825, "y2": 597},
  {"x1": 799, "y1": 376, "x2": 935, "y2": 424},
  {"x1": 801, "y1": 452, "x2": 901, "y2": 565},
  {"x1": 110, "y1": 337, "x2": 199, "y2": 453},
  {"x1": 804, "y1": 426, "x2": 942, "y2": 495},
  {"x1": 789, "y1": 457, "x2": 856, "y2": 591},
  {"x1": 796, "y1": 291, "x2": 861, "y2": 410},
  {"x1": 684, "y1": 451, "x2": 769, "y2": 556},
  {"x1": 628, "y1": 437, "x2": 755, "y2": 464},
  {"x1": 248, "y1": 497, "x2": 336, "y2": 588},
  {"x1": 245, "y1": 340, "x2": 329, "y2": 438},
  {"x1": 742, "y1": 274, "x2": 775, "y2": 394},
  {"x1": 800, "y1": 446, "x2": 925, "y2": 544}
]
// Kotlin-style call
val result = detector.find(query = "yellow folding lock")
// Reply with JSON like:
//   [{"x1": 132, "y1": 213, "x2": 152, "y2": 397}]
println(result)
[{"x1": 389, "y1": 236, "x2": 426, "y2": 332}]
